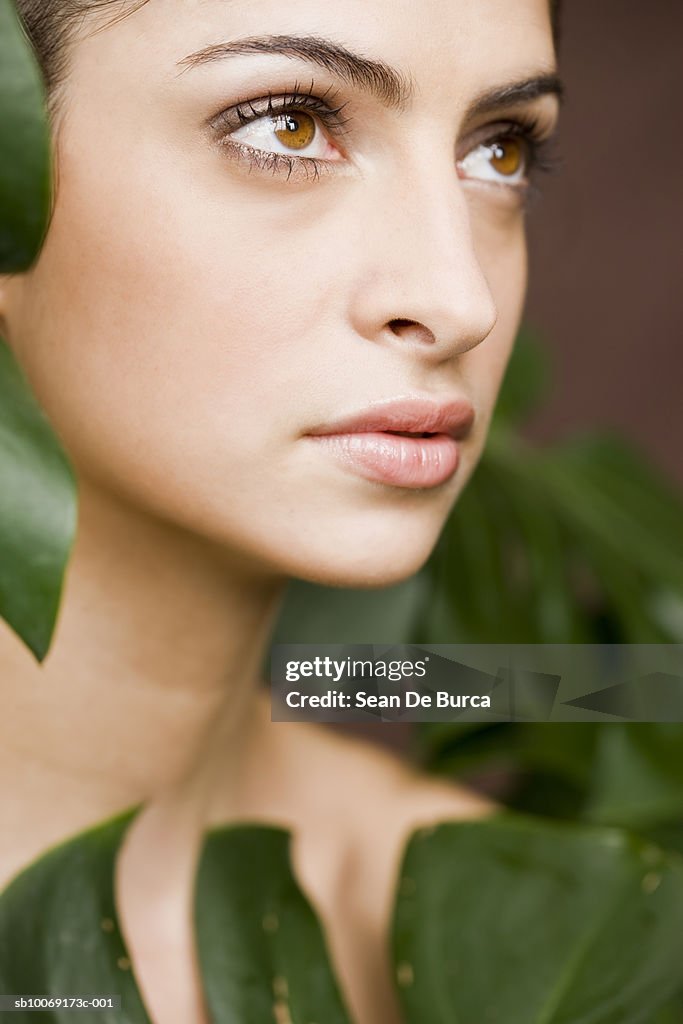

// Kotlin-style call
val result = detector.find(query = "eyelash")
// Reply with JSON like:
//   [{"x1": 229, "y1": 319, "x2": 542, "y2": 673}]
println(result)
[
  {"x1": 211, "y1": 83, "x2": 557, "y2": 189},
  {"x1": 212, "y1": 80, "x2": 352, "y2": 181}
]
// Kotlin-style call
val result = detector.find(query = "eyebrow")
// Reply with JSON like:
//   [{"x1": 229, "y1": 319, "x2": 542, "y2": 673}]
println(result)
[
  {"x1": 177, "y1": 34, "x2": 413, "y2": 110},
  {"x1": 176, "y1": 33, "x2": 563, "y2": 115},
  {"x1": 468, "y1": 74, "x2": 564, "y2": 117}
]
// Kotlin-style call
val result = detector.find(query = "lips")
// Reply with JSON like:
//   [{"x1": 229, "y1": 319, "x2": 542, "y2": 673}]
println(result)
[
  {"x1": 306, "y1": 397, "x2": 476, "y2": 442},
  {"x1": 305, "y1": 397, "x2": 475, "y2": 489}
]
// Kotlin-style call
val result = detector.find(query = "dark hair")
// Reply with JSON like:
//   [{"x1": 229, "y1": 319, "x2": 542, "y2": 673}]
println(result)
[{"x1": 18, "y1": 0, "x2": 563, "y2": 106}]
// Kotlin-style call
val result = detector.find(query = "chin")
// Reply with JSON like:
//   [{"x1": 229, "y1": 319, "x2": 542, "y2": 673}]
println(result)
[
  {"x1": 274, "y1": 522, "x2": 442, "y2": 590},
  {"x1": 195, "y1": 471, "x2": 465, "y2": 588}
]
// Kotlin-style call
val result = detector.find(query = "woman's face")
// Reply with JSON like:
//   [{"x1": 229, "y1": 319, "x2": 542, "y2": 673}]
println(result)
[{"x1": 0, "y1": 0, "x2": 559, "y2": 586}]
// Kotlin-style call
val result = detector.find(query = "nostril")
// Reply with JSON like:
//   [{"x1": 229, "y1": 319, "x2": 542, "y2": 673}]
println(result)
[
  {"x1": 389, "y1": 318, "x2": 419, "y2": 334},
  {"x1": 387, "y1": 318, "x2": 438, "y2": 346},
  {"x1": 388, "y1": 319, "x2": 439, "y2": 344}
]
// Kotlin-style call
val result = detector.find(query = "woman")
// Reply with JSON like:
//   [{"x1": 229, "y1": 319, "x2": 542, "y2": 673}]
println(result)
[{"x1": 0, "y1": 0, "x2": 562, "y2": 1021}]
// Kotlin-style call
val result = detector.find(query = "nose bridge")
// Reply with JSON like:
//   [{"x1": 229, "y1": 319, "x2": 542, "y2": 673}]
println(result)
[{"x1": 352, "y1": 153, "x2": 498, "y2": 355}]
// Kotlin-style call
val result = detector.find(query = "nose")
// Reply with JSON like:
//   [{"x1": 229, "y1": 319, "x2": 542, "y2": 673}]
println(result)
[{"x1": 349, "y1": 159, "x2": 499, "y2": 362}]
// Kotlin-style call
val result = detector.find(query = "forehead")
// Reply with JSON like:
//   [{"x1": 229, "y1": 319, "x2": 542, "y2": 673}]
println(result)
[{"x1": 76, "y1": 0, "x2": 556, "y2": 101}]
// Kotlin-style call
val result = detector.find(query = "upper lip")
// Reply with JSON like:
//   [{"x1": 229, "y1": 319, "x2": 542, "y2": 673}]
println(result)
[{"x1": 306, "y1": 397, "x2": 476, "y2": 441}]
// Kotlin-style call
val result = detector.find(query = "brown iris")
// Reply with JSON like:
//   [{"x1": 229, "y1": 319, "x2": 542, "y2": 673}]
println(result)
[
  {"x1": 273, "y1": 110, "x2": 317, "y2": 151},
  {"x1": 490, "y1": 138, "x2": 525, "y2": 176}
]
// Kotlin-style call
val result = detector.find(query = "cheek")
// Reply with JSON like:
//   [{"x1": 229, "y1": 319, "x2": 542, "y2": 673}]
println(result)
[{"x1": 8, "y1": 144, "x2": 345, "y2": 524}]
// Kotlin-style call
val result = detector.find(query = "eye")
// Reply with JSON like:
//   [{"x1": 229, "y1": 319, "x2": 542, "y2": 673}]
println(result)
[
  {"x1": 229, "y1": 106, "x2": 343, "y2": 162},
  {"x1": 458, "y1": 134, "x2": 530, "y2": 187}
]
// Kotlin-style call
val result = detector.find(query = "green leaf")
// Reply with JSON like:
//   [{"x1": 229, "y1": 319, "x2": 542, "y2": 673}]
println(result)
[
  {"x1": 585, "y1": 726, "x2": 683, "y2": 830},
  {"x1": 393, "y1": 814, "x2": 683, "y2": 1024},
  {"x1": 0, "y1": 0, "x2": 51, "y2": 271},
  {"x1": 0, "y1": 4, "x2": 73, "y2": 659},
  {"x1": 540, "y1": 436, "x2": 683, "y2": 615},
  {"x1": 0, "y1": 337, "x2": 77, "y2": 661},
  {"x1": 0, "y1": 808, "x2": 151, "y2": 1022},
  {"x1": 653, "y1": 997, "x2": 683, "y2": 1024},
  {"x1": 493, "y1": 327, "x2": 551, "y2": 427},
  {"x1": 556, "y1": 436, "x2": 683, "y2": 585},
  {"x1": 195, "y1": 827, "x2": 352, "y2": 1024},
  {"x1": 641, "y1": 824, "x2": 683, "y2": 861}
]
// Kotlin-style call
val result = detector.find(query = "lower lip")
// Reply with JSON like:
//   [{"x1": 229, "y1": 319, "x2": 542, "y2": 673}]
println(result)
[{"x1": 307, "y1": 432, "x2": 461, "y2": 489}]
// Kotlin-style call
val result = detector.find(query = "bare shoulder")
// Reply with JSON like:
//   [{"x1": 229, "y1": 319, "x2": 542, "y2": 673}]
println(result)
[
  {"x1": 319, "y1": 722, "x2": 495, "y2": 828},
  {"x1": 268, "y1": 709, "x2": 496, "y2": 836},
  {"x1": 248, "y1": 692, "x2": 495, "y2": 828}
]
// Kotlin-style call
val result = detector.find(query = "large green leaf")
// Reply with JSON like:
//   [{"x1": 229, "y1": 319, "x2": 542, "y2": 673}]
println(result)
[
  {"x1": 0, "y1": 809, "x2": 151, "y2": 1023},
  {"x1": 195, "y1": 827, "x2": 352, "y2": 1023},
  {"x1": 0, "y1": 5, "x2": 70, "y2": 661},
  {"x1": 393, "y1": 815, "x2": 683, "y2": 1024},
  {"x1": 0, "y1": 810, "x2": 353, "y2": 1024},
  {"x1": 0, "y1": 338, "x2": 77, "y2": 661},
  {"x1": 0, "y1": 0, "x2": 51, "y2": 271}
]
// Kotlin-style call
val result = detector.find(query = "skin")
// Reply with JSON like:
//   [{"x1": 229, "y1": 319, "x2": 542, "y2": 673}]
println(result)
[{"x1": 0, "y1": 0, "x2": 560, "y2": 1021}]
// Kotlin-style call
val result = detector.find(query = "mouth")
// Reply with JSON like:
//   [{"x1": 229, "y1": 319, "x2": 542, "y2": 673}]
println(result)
[
  {"x1": 385, "y1": 430, "x2": 438, "y2": 439},
  {"x1": 304, "y1": 396, "x2": 475, "y2": 490}
]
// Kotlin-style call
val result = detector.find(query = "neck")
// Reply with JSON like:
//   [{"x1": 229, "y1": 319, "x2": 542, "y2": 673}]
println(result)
[{"x1": 0, "y1": 477, "x2": 285, "y2": 881}]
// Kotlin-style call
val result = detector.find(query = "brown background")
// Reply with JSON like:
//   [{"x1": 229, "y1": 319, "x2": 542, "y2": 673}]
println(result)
[{"x1": 524, "y1": 0, "x2": 682, "y2": 485}]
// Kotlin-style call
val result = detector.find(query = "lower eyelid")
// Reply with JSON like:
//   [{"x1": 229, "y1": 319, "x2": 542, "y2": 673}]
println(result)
[
  {"x1": 461, "y1": 169, "x2": 531, "y2": 196},
  {"x1": 459, "y1": 175, "x2": 534, "y2": 213},
  {"x1": 222, "y1": 138, "x2": 336, "y2": 181}
]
